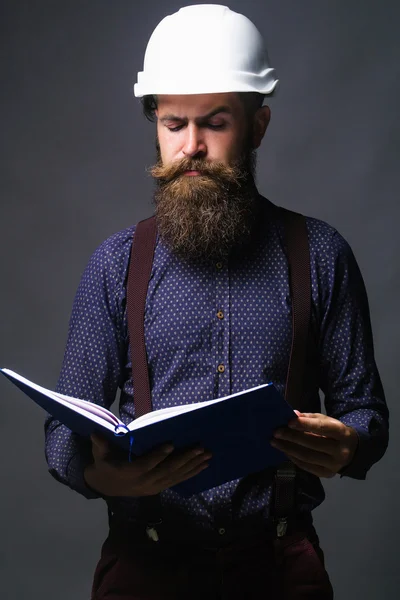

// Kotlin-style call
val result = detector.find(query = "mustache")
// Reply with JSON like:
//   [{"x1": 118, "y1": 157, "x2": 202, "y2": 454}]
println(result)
[{"x1": 149, "y1": 157, "x2": 246, "y2": 185}]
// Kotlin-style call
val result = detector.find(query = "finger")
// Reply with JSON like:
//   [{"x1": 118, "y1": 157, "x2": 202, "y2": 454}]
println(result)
[
  {"x1": 273, "y1": 429, "x2": 338, "y2": 454},
  {"x1": 293, "y1": 409, "x2": 304, "y2": 417},
  {"x1": 149, "y1": 448, "x2": 210, "y2": 484},
  {"x1": 99, "y1": 444, "x2": 177, "y2": 485},
  {"x1": 156, "y1": 450, "x2": 211, "y2": 483},
  {"x1": 288, "y1": 415, "x2": 349, "y2": 441},
  {"x1": 287, "y1": 456, "x2": 336, "y2": 478},
  {"x1": 173, "y1": 461, "x2": 210, "y2": 484},
  {"x1": 154, "y1": 459, "x2": 210, "y2": 490},
  {"x1": 161, "y1": 447, "x2": 208, "y2": 473},
  {"x1": 287, "y1": 413, "x2": 324, "y2": 430},
  {"x1": 271, "y1": 438, "x2": 338, "y2": 471},
  {"x1": 90, "y1": 434, "x2": 110, "y2": 460},
  {"x1": 135, "y1": 444, "x2": 175, "y2": 473}
]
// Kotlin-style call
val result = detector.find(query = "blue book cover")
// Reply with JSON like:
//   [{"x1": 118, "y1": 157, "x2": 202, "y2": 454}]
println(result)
[{"x1": 1, "y1": 368, "x2": 295, "y2": 496}]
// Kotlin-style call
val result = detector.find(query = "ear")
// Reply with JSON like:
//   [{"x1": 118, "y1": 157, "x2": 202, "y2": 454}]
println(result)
[{"x1": 252, "y1": 105, "x2": 271, "y2": 149}]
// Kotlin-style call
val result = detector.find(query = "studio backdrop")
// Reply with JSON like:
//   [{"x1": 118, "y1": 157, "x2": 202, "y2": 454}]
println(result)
[{"x1": 0, "y1": 1, "x2": 399, "y2": 598}]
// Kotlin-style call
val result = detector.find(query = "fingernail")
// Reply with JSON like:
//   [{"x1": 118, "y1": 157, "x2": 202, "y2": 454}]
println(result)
[
  {"x1": 274, "y1": 430, "x2": 282, "y2": 438},
  {"x1": 163, "y1": 445, "x2": 174, "y2": 454},
  {"x1": 195, "y1": 446, "x2": 208, "y2": 454}
]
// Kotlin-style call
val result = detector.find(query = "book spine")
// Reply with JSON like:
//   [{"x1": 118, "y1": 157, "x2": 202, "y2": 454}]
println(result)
[{"x1": 113, "y1": 424, "x2": 134, "y2": 462}]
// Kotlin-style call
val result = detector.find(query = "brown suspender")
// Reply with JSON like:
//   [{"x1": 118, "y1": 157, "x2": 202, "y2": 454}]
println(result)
[
  {"x1": 126, "y1": 207, "x2": 312, "y2": 538},
  {"x1": 280, "y1": 209, "x2": 312, "y2": 408},
  {"x1": 274, "y1": 207, "x2": 312, "y2": 535},
  {"x1": 126, "y1": 216, "x2": 157, "y2": 418}
]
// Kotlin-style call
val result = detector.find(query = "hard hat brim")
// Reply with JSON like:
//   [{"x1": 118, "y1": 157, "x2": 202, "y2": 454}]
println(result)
[{"x1": 134, "y1": 71, "x2": 279, "y2": 98}]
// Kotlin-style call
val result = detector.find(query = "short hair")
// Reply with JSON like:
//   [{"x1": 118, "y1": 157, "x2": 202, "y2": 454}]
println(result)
[{"x1": 140, "y1": 92, "x2": 265, "y2": 122}]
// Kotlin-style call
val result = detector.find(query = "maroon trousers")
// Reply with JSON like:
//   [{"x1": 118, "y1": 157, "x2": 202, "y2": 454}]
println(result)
[{"x1": 91, "y1": 521, "x2": 334, "y2": 600}]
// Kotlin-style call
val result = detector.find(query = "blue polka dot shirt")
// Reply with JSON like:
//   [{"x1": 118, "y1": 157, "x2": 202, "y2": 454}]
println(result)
[{"x1": 45, "y1": 199, "x2": 388, "y2": 528}]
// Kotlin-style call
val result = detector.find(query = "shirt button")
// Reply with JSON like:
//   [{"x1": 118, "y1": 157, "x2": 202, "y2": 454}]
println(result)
[
  {"x1": 216, "y1": 262, "x2": 223, "y2": 270},
  {"x1": 217, "y1": 364, "x2": 225, "y2": 373},
  {"x1": 218, "y1": 527, "x2": 226, "y2": 535},
  {"x1": 217, "y1": 311, "x2": 224, "y2": 320}
]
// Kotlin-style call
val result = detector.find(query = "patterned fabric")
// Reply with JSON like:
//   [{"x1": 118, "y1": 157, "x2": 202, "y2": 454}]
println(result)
[{"x1": 45, "y1": 198, "x2": 388, "y2": 530}]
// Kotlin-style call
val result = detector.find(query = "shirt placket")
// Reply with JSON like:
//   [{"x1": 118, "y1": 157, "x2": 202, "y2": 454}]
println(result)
[{"x1": 214, "y1": 260, "x2": 231, "y2": 399}]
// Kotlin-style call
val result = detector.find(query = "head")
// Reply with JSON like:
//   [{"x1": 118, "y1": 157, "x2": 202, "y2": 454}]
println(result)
[
  {"x1": 134, "y1": 6, "x2": 278, "y2": 260},
  {"x1": 146, "y1": 92, "x2": 270, "y2": 260}
]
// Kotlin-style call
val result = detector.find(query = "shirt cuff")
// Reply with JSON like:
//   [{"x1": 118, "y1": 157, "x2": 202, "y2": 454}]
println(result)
[
  {"x1": 338, "y1": 415, "x2": 388, "y2": 480},
  {"x1": 337, "y1": 425, "x2": 368, "y2": 479},
  {"x1": 49, "y1": 451, "x2": 101, "y2": 500}
]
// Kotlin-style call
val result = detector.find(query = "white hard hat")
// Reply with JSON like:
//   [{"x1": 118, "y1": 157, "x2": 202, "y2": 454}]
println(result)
[{"x1": 134, "y1": 4, "x2": 278, "y2": 97}]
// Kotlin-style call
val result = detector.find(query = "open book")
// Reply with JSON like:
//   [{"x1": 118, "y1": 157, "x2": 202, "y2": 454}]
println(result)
[{"x1": 1, "y1": 368, "x2": 296, "y2": 496}]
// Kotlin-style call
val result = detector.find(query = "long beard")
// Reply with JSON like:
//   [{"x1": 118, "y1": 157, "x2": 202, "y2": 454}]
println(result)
[{"x1": 150, "y1": 151, "x2": 259, "y2": 261}]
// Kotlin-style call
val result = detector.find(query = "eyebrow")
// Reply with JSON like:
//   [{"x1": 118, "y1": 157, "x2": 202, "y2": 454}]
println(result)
[{"x1": 159, "y1": 105, "x2": 232, "y2": 124}]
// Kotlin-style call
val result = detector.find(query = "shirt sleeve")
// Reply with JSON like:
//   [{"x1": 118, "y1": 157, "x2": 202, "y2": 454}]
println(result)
[
  {"x1": 317, "y1": 229, "x2": 389, "y2": 479},
  {"x1": 44, "y1": 231, "x2": 130, "y2": 499}
]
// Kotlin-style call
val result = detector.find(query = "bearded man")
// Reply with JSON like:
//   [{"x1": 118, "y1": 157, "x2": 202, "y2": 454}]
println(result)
[{"x1": 45, "y1": 5, "x2": 389, "y2": 600}]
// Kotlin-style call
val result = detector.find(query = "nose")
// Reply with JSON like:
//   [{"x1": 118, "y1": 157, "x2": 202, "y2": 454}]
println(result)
[{"x1": 182, "y1": 124, "x2": 206, "y2": 158}]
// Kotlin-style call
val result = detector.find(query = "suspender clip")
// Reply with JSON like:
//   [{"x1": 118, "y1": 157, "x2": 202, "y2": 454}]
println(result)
[
  {"x1": 146, "y1": 519, "x2": 162, "y2": 542},
  {"x1": 146, "y1": 525, "x2": 160, "y2": 542},
  {"x1": 276, "y1": 517, "x2": 288, "y2": 538}
]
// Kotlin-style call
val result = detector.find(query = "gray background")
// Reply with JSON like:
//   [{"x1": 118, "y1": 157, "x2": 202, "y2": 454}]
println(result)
[{"x1": 0, "y1": 1, "x2": 399, "y2": 598}]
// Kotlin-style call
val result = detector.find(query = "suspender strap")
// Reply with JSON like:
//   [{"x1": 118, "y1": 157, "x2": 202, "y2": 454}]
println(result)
[
  {"x1": 280, "y1": 208, "x2": 311, "y2": 408},
  {"x1": 273, "y1": 208, "x2": 312, "y2": 536},
  {"x1": 126, "y1": 216, "x2": 160, "y2": 539},
  {"x1": 126, "y1": 216, "x2": 157, "y2": 418}
]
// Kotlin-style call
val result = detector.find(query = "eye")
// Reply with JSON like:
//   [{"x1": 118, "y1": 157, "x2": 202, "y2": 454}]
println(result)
[
  {"x1": 207, "y1": 123, "x2": 226, "y2": 131},
  {"x1": 166, "y1": 124, "x2": 184, "y2": 132}
]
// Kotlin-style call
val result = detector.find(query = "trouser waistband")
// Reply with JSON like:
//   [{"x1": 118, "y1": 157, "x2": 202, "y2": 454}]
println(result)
[{"x1": 107, "y1": 511, "x2": 314, "y2": 548}]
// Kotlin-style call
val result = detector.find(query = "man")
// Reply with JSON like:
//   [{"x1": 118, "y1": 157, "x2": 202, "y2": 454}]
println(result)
[{"x1": 45, "y1": 5, "x2": 389, "y2": 599}]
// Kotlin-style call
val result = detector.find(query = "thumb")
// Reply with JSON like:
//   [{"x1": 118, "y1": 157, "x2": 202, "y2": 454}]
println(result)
[{"x1": 90, "y1": 433, "x2": 109, "y2": 459}]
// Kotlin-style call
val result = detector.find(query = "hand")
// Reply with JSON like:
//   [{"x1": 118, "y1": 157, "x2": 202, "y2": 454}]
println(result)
[
  {"x1": 84, "y1": 434, "x2": 211, "y2": 497},
  {"x1": 271, "y1": 412, "x2": 359, "y2": 478}
]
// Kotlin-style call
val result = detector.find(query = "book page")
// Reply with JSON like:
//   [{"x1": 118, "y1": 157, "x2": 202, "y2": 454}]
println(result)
[
  {"x1": 1, "y1": 369, "x2": 121, "y2": 428},
  {"x1": 53, "y1": 391, "x2": 121, "y2": 426},
  {"x1": 127, "y1": 382, "x2": 272, "y2": 431},
  {"x1": 2, "y1": 369, "x2": 273, "y2": 435}
]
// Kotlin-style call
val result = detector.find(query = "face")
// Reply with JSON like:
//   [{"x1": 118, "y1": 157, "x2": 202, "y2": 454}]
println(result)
[
  {"x1": 155, "y1": 92, "x2": 252, "y2": 169},
  {"x1": 156, "y1": 92, "x2": 270, "y2": 165},
  {"x1": 151, "y1": 93, "x2": 270, "y2": 261}
]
